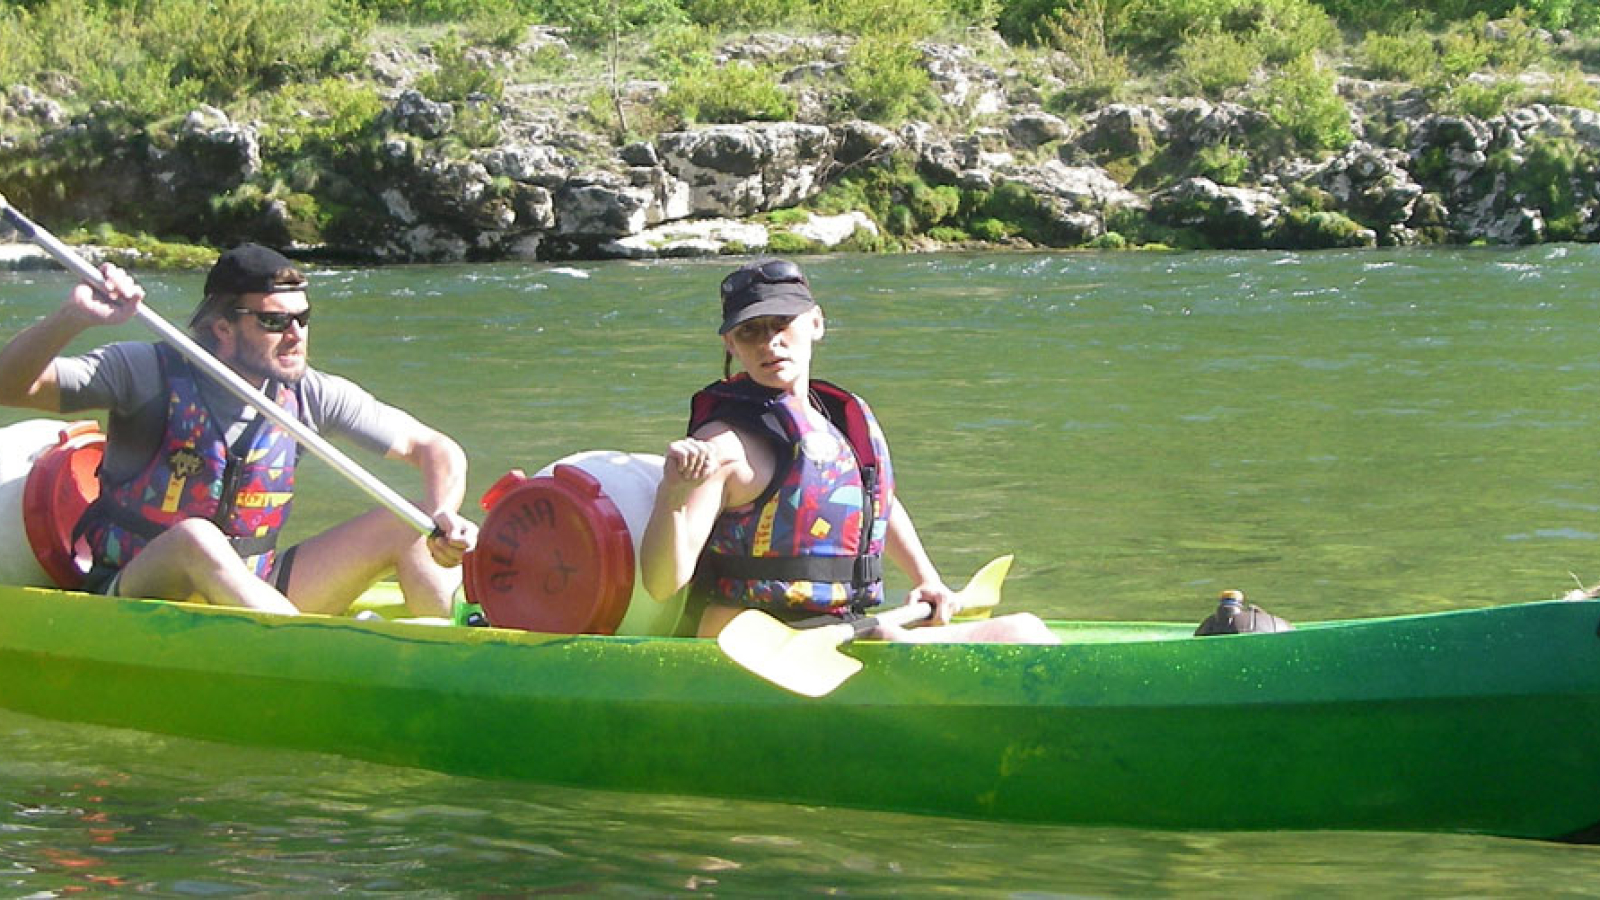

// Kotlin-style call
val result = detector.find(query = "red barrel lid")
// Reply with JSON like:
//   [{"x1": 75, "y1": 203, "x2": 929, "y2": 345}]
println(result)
[
  {"x1": 463, "y1": 464, "x2": 636, "y2": 634},
  {"x1": 22, "y1": 421, "x2": 104, "y2": 589}
]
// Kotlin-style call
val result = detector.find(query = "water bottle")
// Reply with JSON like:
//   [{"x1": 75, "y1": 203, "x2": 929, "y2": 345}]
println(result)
[
  {"x1": 1195, "y1": 589, "x2": 1294, "y2": 635},
  {"x1": 1195, "y1": 590, "x2": 1247, "y2": 636}
]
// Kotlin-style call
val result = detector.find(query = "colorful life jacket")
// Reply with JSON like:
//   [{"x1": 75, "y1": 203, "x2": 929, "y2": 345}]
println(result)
[
  {"x1": 78, "y1": 343, "x2": 299, "y2": 578},
  {"x1": 689, "y1": 376, "x2": 895, "y2": 617}
]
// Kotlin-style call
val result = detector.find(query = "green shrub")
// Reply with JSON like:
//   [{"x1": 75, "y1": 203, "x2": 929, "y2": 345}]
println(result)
[
  {"x1": 926, "y1": 224, "x2": 973, "y2": 242},
  {"x1": 1255, "y1": 54, "x2": 1352, "y2": 151},
  {"x1": 969, "y1": 217, "x2": 1013, "y2": 241},
  {"x1": 1311, "y1": 0, "x2": 1581, "y2": 31},
  {"x1": 839, "y1": 36, "x2": 933, "y2": 123},
  {"x1": 1036, "y1": 0, "x2": 1133, "y2": 110},
  {"x1": 949, "y1": 0, "x2": 1005, "y2": 29},
  {"x1": 971, "y1": 180, "x2": 1061, "y2": 242},
  {"x1": 209, "y1": 183, "x2": 327, "y2": 245},
  {"x1": 1481, "y1": 10, "x2": 1552, "y2": 72},
  {"x1": 1303, "y1": 0, "x2": 1415, "y2": 31},
  {"x1": 450, "y1": 100, "x2": 505, "y2": 149},
  {"x1": 812, "y1": 154, "x2": 912, "y2": 225},
  {"x1": 148, "y1": 0, "x2": 372, "y2": 100},
  {"x1": 767, "y1": 230, "x2": 825, "y2": 254},
  {"x1": 1524, "y1": 65, "x2": 1600, "y2": 110},
  {"x1": 22, "y1": 0, "x2": 145, "y2": 105},
  {"x1": 642, "y1": 22, "x2": 718, "y2": 77},
  {"x1": 1486, "y1": 135, "x2": 1595, "y2": 240},
  {"x1": 1118, "y1": 0, "x2": 1335, "y2": 59},
  {"x1": 1274, "y1": 208, "x2": 1373, "y2": 248},
  {"x1": 886, "y1": 203, "x2": 917, "y2": 234},
  {"x1": 457, "y1": 0, "x2": 536, "y2": 49},
  {"x1": 92, "y1": 64, "x2": 207, "y2": 121},
  {"x1": 258, "y1": 78, "x2": 386, "y2": 157},
  {"x1": 64, "y1": 225, "x2": 217, "y2": 269},
  {"x1": 1193, "y1": 143, "x2": 1251, "y2": 184},
  {"x1": 909, "y1": 182, "x2": 964, "y2": 224},
  {"x1": 0, "y1": 7, "x2": 41, "y2": 87},
  {"x1": 364, "y1": 0, "x2": 539, "y2": 21},
  {"x1": 680, "y1": 0, "x2": 811, "y2": 28},
  {"x1": 1, "y1": 0, "x2": 371, "y2": 119},
  {"x1": 1359, "y1": 29, "x2": 1438, "y2": 81},
  {"x1": 1436, "y1": 18, "x2": 1493, "y2": 78},
  {"x1": 418, "y1": 34, "x2": 505, "y2": 103},
  {"x1": 812, "y1": 0, "x2": 955, "y2": 38},
  {"x1": 764, "y1": 207, "x2": 811, "y2": 226},
  {"x1": 807, "y1": 154, "x2": 1063, "y2": 245},
  {"x1": 995, "y1": 0, "x2": 1073, "y2": 44},
  {"x1": 662, "y1": 60, "x2": 795, "y2": 124},
  {"x1": 1173, "y1": 30, "x2": 1263, "y2": 97},
  {"x1": 1244, "y1": 0, "x2": 1338, "y2": 63},
  {"x1": 538, "y1": 0, "x2": 686, "y2": 48},
  {"x1": 1441, "y1": 77, "x2": 1519, "y2": 117}
]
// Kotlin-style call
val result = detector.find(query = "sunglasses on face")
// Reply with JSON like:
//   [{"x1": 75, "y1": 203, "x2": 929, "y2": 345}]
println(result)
[
  {"x1": 234, "y1": 307, "x2": 312, "y2": 333},
  {"x1": 720, "y1": 259, "x2": 807, "y2": 298}
]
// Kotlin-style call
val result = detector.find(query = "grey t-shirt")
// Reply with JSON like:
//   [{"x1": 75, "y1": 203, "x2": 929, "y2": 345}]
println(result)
[{"x1": 53, "y1": 341, "x2": 413, "y2": 483}]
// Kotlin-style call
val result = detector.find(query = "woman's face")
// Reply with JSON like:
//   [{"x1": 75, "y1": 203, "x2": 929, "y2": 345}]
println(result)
[{"x1": 722, "y1": 307, "x2": 825, "y2": 391}]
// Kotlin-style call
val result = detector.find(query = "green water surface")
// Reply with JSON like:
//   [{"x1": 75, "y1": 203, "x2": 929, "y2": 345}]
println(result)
[{"x1": 3, "y1": 247, "x2": 1600, "y2": 894}]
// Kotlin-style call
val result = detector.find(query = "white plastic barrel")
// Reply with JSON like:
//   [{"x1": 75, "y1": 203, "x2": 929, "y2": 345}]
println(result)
[
  {"x1": 465, "y1": 449, "x2": 685, "y2": 635},
  {"x1": 0, "y1": 419, "x2": 81, "y2": 586}
]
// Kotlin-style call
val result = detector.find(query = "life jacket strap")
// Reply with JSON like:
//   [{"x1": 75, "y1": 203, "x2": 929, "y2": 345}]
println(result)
[{"x1": 701, "y1": 553, "x2": 883, "y2": 586}]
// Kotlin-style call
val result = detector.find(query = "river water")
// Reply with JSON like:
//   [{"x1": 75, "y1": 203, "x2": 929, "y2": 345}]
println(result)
[{"x1": 3, "y1": 248, "x2": 1600, "y2": 894}]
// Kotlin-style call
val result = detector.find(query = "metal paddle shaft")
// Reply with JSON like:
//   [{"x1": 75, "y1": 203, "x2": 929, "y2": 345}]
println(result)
[
  {"x1": 0, "y1": 195, "x2": 438, "y2": 537},
  {"x1": 718, "y1": 555, "x2": 1014, "y2": 697}
]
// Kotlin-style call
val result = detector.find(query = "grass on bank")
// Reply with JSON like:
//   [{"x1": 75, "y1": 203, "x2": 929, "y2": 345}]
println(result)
[
  {"x1": 2, "y1": 0, "x2": 1596, "y2": 131},
  {"x1": 1, "y1": 0, "x2": 1598, "y2": 259}
]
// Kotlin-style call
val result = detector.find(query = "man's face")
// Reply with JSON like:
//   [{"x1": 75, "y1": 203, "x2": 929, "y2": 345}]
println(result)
[{"x1": 219, "y1": 291, "x2": 311, "y2": 385}]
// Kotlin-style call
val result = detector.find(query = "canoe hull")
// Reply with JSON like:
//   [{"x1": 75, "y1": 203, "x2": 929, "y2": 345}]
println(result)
[{"x1": 2, "y1": 584, "x2": 1599, "y2": 840}]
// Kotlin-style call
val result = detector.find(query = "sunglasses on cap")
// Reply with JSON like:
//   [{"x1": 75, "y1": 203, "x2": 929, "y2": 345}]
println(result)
[
  {"x1": 234, "y1": 307, "x2": 312, "y2": 333},
  {"x1": 720, "y1": 259, "x2": 808, "y2": 298}
]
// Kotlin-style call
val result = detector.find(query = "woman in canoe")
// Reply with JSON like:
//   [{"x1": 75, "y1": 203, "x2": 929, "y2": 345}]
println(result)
[{"x1": 641, "y1": 258, "x2": 1057, "y2": 643}]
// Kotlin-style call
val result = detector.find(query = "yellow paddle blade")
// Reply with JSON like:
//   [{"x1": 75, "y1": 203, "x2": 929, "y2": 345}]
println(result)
[
  {"x1": 717, "y1": 611, "x2": 862, "y2": 698},
  {"x1": 951, "y1": 554, "x2": 1013, "y2": 619},
  {"x1": 717, "y1": 555, "x2": 1014, "y2": 697}
]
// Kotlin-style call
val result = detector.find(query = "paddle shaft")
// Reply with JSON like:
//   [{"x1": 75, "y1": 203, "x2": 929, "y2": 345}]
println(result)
[
  {"x1": 0, "y1": 196, "x2": 438, "y2": 537},
  {"x1": 841, "y1": 600, "x2": 934, "y2": 639}
]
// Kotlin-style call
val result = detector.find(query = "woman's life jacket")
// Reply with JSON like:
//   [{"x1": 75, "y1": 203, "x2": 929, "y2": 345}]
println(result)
[
  {"x1": 688, "y1": 375, "x2": 895, "y2": 617},
  {"x1": 77, "y1": 343, "x2": 299, "y2": 578}
]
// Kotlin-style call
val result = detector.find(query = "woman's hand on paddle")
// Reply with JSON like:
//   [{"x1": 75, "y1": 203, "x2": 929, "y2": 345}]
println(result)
[
  {"x1": 69, "y1": 263, "x2": 143, "y2": 326},
  {"x1": 908, "y1": 581, "x2": 957, "y2": 625},
  {"x1": 426, "y1": 510, "x2": 478, "y2": 567}
]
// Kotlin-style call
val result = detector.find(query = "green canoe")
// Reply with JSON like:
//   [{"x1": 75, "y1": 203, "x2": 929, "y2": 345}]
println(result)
[{"x1": 1, "y1": 582, "x2": 1598, "y2": 841}]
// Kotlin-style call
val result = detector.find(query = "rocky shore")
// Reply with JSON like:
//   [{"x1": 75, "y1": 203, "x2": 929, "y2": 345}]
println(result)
[{"x1": 3, "y1": 26, "x2": 1599, "y2": 268}]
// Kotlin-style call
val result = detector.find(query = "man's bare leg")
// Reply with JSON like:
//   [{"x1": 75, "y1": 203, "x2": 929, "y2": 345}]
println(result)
[
  {"x1": 283, "y1": 507, "x2": 460, "y2": 617},
  {"x1": 115, "y1": 519, "x2": 299, "y2": 615}
]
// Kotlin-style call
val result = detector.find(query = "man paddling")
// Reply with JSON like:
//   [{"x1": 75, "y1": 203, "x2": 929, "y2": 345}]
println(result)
[{"x1": 0, "y1": 244, "x2": 476, "y2": 616}]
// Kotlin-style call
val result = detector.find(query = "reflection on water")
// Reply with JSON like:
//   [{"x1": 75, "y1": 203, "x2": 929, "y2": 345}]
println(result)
[{"x1": 5, "y1": 248, "x2": 1600, "y2": 892}]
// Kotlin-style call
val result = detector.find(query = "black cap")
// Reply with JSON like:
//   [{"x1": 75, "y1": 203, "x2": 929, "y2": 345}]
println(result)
[
  {"x1": 718, "y1": 259, "x2": 815, "y2": 334},
  {"x1": 204, "y1": 243, "x2": 307, "y2": 296}
]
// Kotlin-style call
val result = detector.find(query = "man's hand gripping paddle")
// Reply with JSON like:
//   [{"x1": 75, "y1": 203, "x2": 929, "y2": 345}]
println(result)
[{"x1": 717, "y1": 555, "x2": 1013, "y2": 697}]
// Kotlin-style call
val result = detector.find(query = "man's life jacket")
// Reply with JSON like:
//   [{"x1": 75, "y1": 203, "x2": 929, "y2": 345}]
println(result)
[
  {"x1": 689, "y1": 375, "x2": 895, "y2": 617},
  {"x1": 78, "y1": 343, "x2": 299, "y2": 578}
]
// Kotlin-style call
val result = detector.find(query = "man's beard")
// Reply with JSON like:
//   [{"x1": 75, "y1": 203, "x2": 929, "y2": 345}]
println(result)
[{"x1": 228, "y1": 342, "x2": 307, "y2": 385}]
